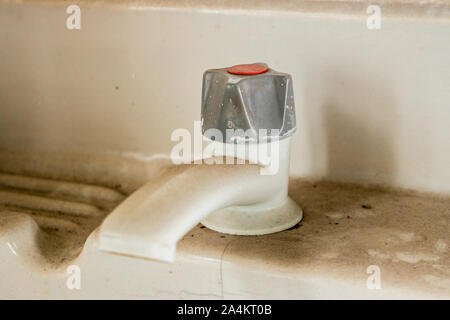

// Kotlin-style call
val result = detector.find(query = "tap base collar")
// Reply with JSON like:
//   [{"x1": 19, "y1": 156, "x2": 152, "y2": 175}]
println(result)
[{"x1": 200, "y1": 197, "x2": 302, "y2": 235}]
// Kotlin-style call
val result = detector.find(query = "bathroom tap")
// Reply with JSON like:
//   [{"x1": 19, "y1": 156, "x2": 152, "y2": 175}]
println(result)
[{"x1": 97, "y1": 63, "x2": 303, "y2": 262}]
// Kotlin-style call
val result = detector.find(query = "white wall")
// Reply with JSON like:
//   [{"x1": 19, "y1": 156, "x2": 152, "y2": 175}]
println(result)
[{"x1": 0, "y1": 3, "x2": 449, "y2": 193}]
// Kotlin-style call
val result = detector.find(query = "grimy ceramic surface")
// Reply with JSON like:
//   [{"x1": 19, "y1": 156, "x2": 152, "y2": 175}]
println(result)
[
  {"x1": 0, "y1": 0, "x2": 449, "y2": 299},
  {"x1": 0, "y1": 153, "x2": 448, "y2": 298}
]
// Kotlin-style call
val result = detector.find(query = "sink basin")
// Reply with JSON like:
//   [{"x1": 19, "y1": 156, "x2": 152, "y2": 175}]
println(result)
[
  {"x1": 0, "y1": 1, "x2": 449, "y2": 299},
  {"x1": 0, "y1": 150, "x2": 449, "y2": 299}
]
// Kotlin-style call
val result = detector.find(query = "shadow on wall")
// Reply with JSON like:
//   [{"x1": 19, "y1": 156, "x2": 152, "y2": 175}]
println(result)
[{"x1": 318, "y1": 65, "x2": 404, "y2": 187}]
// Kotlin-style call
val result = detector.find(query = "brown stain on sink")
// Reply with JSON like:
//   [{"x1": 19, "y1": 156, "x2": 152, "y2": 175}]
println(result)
[
  {"x1": 180, "y1": 178, "x2": 450, "y2": 297},
  {"x1": 0, "y1": 172, "x2": 125, "y2": 270},
  {"x1": 0, "y1": 156, "x2": 448, "y2": 297}
]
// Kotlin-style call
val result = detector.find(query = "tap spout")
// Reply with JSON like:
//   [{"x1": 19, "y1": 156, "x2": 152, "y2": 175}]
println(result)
[{"x1": 97, "y1": 140, "x2": 301, "y2": 262}]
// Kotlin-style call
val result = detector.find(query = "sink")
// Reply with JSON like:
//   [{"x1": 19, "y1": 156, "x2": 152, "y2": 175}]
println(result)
[
  {"x1": 0, "y1": 1, "x2": 449, "y2": 299},
  {"x1": 1, "y1": 150, "x2": 449, "y2": 299}
]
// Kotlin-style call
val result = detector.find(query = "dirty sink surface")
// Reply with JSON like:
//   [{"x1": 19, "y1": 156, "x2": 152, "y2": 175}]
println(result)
[
  {"x1": 179, "y1": 179, "x2": 450, "y2": 298},
  {"x1": 0, "y1": 167, "x2": 448, "y2": 297}
]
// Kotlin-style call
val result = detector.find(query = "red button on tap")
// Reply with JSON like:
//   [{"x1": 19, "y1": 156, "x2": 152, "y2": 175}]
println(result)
[{"x1": 227, "y1": 63, "x2": 268, "y2": 75}]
